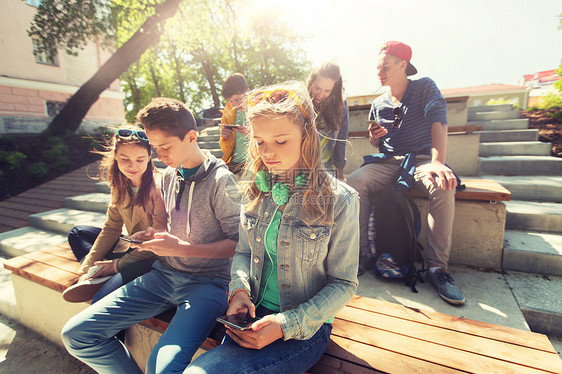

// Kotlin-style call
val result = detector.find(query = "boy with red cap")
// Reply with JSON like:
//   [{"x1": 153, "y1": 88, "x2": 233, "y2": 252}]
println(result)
[{"x1": 347, "y1": 41, "x2": 465, "y2": 305}]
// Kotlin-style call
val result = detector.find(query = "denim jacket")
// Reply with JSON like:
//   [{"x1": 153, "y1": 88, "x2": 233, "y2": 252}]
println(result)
[{"x1": 229, "y1": 176, "x2": 359, "y2": 340}]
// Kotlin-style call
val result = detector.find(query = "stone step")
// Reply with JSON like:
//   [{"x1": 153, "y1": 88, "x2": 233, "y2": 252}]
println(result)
[
  {"x1": 503, "y1": 230, "x2": 562, "y2": 276},
  {"x1": 65, "y1": 193, "x2": 110, "y2": 213},
  {"x1": 198, "y1": 134, "x2": 220, "y2": 142},
  {"x1": 198, "y1": 141, "x2": 220, "y2": 150},
  {"x1": 0, "y1": 255, "x2": 18, "y2": 320},
  {"x1": 479, "y1": 141, "x2": 551, "y2": 156},
  {"x1": 468, "y1": 110, "x2": 520, "y2": 121},
  {"x1": 505, "y1": 200, "x2": 562, "y2": 233},
  {"x1": 480, "y1": 175, "x2": 562, "y2": 203},
  {"x1": 94, "y1": 182, "x2": 110, "y2": 194},
  {"x1": 477, "y1": 129, "x2": 539, "y2": 143},
  {"x1": 201, "y1": 127, "x2": 220, "y2": 136},
  {"x1": 469, "y1": 119, "x2": 529, "y2": 131},
  {"x1": 28, "y1": 209, "x2": 107, "y2": 236},
  {"x1": 505, "y1": 271, "x2": 562, "y2": 339},
  {"x1": 0, "y1": 227, "x2": 68, "y2": 258},
  {"x1": 479, "y1": 156, "x2": 562, "y2": 175},
  {"x1": 468, "y1": 104, "x2": 514, "y2": 113}
]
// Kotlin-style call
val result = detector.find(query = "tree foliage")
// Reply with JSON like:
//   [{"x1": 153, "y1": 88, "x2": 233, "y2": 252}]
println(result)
[{"x1": 29, "y1": 0, "x2": 310, "y2": 130}]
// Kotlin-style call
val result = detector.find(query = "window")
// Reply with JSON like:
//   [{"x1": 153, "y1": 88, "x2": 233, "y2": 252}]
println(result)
[
  {"x1": 353, "y1": 100, "x2": 359, "y2": 106},
  {"x1": 46, "y1": 101, "x2": 66, "y2": 117},
  {"x1": 26, "y1": 0, "x2": 42, "y2": 7},
  {"x1": 32, "y1": 38, "x2": 58, "y2": 66}
]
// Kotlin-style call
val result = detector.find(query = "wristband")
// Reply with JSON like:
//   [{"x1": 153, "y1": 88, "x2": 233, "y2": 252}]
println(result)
[
  {"x1": 113, "y1": 258, "x2": 120, "y2": 274},
  {"x1": 228, "y1": 289, "x2": 249, "y2": 305}
]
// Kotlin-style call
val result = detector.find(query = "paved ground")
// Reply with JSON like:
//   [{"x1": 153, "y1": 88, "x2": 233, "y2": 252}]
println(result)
[{"x1": 0, "y1": 314, "x2": 94, "y2": 374}]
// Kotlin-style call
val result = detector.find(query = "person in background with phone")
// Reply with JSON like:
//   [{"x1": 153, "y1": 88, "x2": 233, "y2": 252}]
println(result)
[
  {"x1": 63, "y1": 125, "x2": 167, "y2": 303},
  {"x1": 185, "y1": 82, "x2": 359, "y2": 374},
  {"x1": 347, "y1": 41, "x2": 465, "y2": 305},
  {"x1": 307, "y1": 61, "x2": 349, "y2": 180},
  {"x1": 220, "y1": 73, "x2": 250, "y2": 175},
  {"x1": 62, "y1": 98, "x2": 240, "y2": 374}
]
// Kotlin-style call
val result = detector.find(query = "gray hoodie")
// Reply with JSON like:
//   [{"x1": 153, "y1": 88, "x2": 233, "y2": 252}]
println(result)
[{"x1": 159, "y1": 153, "x2": 240, "y2": 284}]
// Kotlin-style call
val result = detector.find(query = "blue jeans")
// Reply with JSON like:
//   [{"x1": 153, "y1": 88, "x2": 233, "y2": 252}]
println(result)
[
  {"x1": 185, "y1": 308, "x2": 332, "y2": 374},
  {"x1": 61, "y1": 261, "x2": 228, "y2": 374}
]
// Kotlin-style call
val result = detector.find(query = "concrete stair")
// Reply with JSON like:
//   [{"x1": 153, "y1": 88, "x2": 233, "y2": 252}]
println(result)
[
  {"x1": 478, "y1": 129, "x2": 539, "y2": 143},
  {"x1": 468, "y1": 104, "x2": 562, "y2": 338},
  {"x1": 479, "y1": 155, "x2": 562, "y2": 175},
  {"x1": 480, "y1": 141, "x2": 551, "y2": 156},
  {"x1": 480, "y1": 175, "x2": 562, "y2": 203},
  {"x1": 198, "y1": 126, "x2": 223, "y2": 159}
]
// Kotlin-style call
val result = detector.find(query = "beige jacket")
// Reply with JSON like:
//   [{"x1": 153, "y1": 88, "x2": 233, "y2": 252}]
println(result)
[{"x1": 78, "y1": 184, "x2": 167, "y2": 274}]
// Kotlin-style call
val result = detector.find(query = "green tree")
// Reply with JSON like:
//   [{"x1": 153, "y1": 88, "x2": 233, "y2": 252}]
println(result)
[
  {"x1": 120, "y1": 0, "x2": 308, "y2": 120},
  {"x1": 29, "y1": 0, "x2": 183, "y2": 136}
]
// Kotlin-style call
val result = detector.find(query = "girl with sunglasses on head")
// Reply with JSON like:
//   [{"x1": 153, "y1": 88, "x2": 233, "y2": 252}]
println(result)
[
  {"x1": 185, "y1": 82, "x2": 359, "y2": 374},
  {"x1": 64, "y1": 125, "x2": 166, "y2": 303},
  {"x1": 307, "y1": 61, "x2": 349, "y2": 180}
]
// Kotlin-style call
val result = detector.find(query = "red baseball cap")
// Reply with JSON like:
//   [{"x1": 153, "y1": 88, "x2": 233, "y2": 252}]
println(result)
[{"x1": 379, "y1": 41, "x2": 417, "y2": 76}]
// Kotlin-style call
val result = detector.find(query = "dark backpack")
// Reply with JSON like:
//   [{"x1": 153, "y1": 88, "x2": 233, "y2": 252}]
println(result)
[{"x1": 372, "y1": 185, "x2": 425, "y2": 292}]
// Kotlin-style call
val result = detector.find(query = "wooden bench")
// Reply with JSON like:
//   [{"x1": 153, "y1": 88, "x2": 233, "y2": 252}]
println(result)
[{"x1": 5, "y1": 245, "x2": 562, "y2": 373}]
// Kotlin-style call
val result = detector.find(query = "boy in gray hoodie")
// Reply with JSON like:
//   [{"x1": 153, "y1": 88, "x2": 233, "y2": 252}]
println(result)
[{"x1": 62, "y1": 98, "x2": 240, "y2": 374}]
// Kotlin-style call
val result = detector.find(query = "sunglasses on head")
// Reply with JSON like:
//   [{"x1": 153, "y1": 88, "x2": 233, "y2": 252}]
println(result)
[
  {"x1": 116, "y1": 129, "x2": 149, "y2": 142},
  {"x1": 247, "y1": 89, "x2": 308, "y2": 121},
  {"x1": 392, "y1": 106, "x2": 403, "y2": 128}
]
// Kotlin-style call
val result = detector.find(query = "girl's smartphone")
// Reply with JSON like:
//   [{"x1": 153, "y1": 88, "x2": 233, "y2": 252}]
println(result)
[
  {"x1": 120, "y1": 237, "x2": 144, "y2": 244},
  {"x1": 216, "y1": 312, "x2": 258, "y2": 331},
  {"x1": 367, "y1": 120, "x2": 381, "y2": 129},
  {"x1": 223, "y1": 124, "x2": 240, "y2": 129}
]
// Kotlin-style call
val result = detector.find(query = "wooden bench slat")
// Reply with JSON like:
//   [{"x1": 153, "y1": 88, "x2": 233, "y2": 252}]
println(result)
[
  {"x1": 336, "y1": 305, "x2": 562, "y2": 373},
  {"x1": 347, "y1": 296, "x2": 554, "y2": 352},
  {"x1": 331, "y1": 318, "x2": 550, "y2": 374},
  {"x1": 4, "y1": 256, "x2": 78, "y2": 292},
  {"x1": 322, "y1": 335, "x2": 466, "y2": 374},
  {"x1": 23, "y1": 251, "x2": 82, "y2": 274},
  {"x1": 43, "y1": 243, "x2": 79, "y2": 261}
]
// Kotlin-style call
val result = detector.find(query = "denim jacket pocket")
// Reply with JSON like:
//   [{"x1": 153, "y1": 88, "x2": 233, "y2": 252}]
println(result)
[{"x1": 294, "y1": 224, "x2": 331, "y2": 262}]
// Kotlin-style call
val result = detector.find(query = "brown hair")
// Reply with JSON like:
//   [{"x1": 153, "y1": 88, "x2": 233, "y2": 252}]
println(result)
[
  {"x1": 222, "y1": 73, "x2": 249, "y2": 99},
  {"x1": 96, "y1": 125, "x2": 156, "y2": 208},
  {"x1": 136, "y1": 97, "x2": 196, "y2": 140},
  {"x1": 242, "y1": 81, "x2": 334, "y2": 225},
  {"x1": 307, "y1": 61, "x2": 344, "y2": 132}
]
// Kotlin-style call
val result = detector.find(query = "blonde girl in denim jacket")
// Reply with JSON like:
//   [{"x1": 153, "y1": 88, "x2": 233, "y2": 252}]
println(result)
[{"x1": 185, "y1": 82, "x2": 360, "y2": 374}]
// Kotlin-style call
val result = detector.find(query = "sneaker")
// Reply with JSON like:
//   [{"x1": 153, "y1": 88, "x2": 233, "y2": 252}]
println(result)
[
  {"x1": 425, "y1": 268, "x2": 465, "y2": 305},
  {"x1": 62, "y1": 276, "x2": 113, "y2": 303}
]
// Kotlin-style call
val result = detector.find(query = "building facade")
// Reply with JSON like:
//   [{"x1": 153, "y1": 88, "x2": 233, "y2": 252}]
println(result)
[{"x1": 0, "y1": 0, "x2": 125, "y2": 135}]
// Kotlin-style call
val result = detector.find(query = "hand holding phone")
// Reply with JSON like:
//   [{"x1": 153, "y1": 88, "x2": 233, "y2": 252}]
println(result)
[
  {"x1": 120, "y1": 237, "x2": 144, "y2": 244},
  {"x1": 217, "y1": 312, "x2": 259, "y2": 331},
  {"x1": 223, "y1": 124, "x2": 241, "y2": 129},
  {"x1": 367, "y1": 120, "x2": 381, "y2": 130},
  {"x1": 86, "y1": 265, "x2": 104, "y2": 279}
]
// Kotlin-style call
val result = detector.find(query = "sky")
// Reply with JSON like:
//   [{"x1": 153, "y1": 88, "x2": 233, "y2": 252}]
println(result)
[{"x1": 252, "y1": 0, "x2": 562, "y2": 96}]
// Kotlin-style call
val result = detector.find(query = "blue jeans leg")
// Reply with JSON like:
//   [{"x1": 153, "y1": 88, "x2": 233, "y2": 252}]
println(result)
[
  {"x1": 146, "y1": 272, "x2": 228, "y2": 374},
  {"x1": 62, "y1": 261, "x2": 228, "y2": 374},
  {"x1": 68, "y1": 225, "x2": 101, "y2": 262},
  {"x1": 184, "y1": 323, "x2": 332, "y2": 374}
]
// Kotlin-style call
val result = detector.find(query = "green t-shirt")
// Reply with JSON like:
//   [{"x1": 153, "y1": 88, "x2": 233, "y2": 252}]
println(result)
[
  {"x1": 180, "y1": 164, "x2": 202, "y2": 179},
  {"x1": 257, "y1": 208, "x2": 335, "y2": 324},
  {"x1": 258, "y1": 209, "x2": 283, "y2": 311},
  {"x1": 232, "y1": 110, "x2": 248, "y2": 163}
]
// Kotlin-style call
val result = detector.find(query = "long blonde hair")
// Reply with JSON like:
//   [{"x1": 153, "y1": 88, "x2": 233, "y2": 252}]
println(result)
[{"x1": 241, "y1": 81, "x2": 334, "y2": 225}]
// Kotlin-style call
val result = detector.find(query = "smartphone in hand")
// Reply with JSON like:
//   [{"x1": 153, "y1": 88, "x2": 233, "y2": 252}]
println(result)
[
  {"x1": 216, "y1": 312, "x2": 259, "y2": 331},
  {"x1": 223, "y1": 124, "x2": 240, "y2": 129},
  {"x1": 120, "y1": 237, "x2": 144, "y2": 244},
  {"x1": 367, "y1": 120, "x2": 381, "y2": 130}
]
